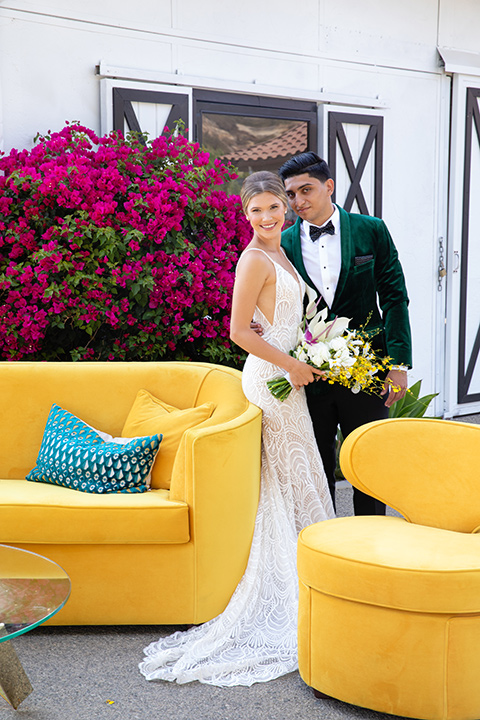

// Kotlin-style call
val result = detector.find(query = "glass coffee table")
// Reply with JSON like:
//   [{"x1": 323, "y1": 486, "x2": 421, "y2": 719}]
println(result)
[{"x1": 0, "y1": 545, "x2": 71, "y2": 709}]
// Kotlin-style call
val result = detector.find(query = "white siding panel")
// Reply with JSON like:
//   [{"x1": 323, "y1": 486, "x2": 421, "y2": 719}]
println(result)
[
  {"x1": 438, "y1": 0, "x2": 480, "y2": 57},
  {"x1": 175, "y1": 0, "x2": 320, "y2": 54},
  {"x1": 1, "y1": 1, "x2": 173, "y2": 30},
  {"x1": 0, "y1": 15, "x2": 173, "y2": 151},
  {"x1": 320, "y1": 0, "x2": 439, "y2": 71},
  {"x1": 178, "y1": 44, "x2": 319, "y2": 92}
]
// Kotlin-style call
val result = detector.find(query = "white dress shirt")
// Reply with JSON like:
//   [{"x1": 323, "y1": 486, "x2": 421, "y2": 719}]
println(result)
[{"x1": 300, "y1": 206, "x2": 341, "y2": 308}]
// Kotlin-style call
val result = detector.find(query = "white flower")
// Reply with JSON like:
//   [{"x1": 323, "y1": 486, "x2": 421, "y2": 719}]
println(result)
[
  {"x1": 308, "y1": 342, "x2": 331, "y2": 366},
  {"x1": 295, "y1": 345, "x2": 309, "y2": 362},
  {"x1": 330, "y1": 346, "x2": 356, "y2": 367},
  {"x1": 324, "y1": 316, "x2": 351, "y2": 340},
  {"x1": 308, "y1": 311, "x2": 352, "y2": 343},
  {"x1": 297, "y1": 324, "x2": 306, "y2": 345},
  {"x1": 305, "y1": 284, "x2": 320, "y2": 320},
  {"x1": 328, "y1": 336, "x2": 348, "y2": 353},
  {"x1": 307, "y1": 308, "x2": 329, "y2": 340}
]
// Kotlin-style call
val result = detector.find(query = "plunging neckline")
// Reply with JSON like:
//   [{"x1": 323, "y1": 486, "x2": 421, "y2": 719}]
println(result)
[
  {"x1": 242, "y1": 247, "x2": 302, "y2": 291},
  {"x1": 241, "y1": 247, "x2": 303, "y2": 328},
  {"x1": 269, "y1": 249, "x2": 302, "y2": 291}
]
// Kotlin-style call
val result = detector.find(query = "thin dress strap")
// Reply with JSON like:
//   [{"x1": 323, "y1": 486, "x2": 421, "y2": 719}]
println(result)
[
  {"x1": 239, "y1": 247, "x2": 276, "y2": 266},
  {"x1": 239, "y1": 248, "x2": 302, "y2": 290}
]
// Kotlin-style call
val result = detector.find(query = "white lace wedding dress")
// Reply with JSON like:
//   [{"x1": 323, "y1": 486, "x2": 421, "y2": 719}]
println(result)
[{"x1": 139, "y1": 249, "x2": 334, "y2": 687}]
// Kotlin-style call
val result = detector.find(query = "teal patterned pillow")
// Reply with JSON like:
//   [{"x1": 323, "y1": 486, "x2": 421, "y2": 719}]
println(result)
[{"x1": 26, "y1": 404, "x2": 162, "y2": 494}]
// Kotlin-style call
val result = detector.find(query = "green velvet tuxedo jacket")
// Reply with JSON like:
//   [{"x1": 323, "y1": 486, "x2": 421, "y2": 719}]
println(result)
[{"x1": 281, "y1": 206, "x2": 412, "y2": 368}]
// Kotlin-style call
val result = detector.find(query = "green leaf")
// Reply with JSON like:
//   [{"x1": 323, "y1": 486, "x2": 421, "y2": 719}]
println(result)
[
  {"x1": 402, "y1": 392, "x2": 439, "y2": 418},
  {"x1": 388, "y1": 380, "x2": 438, "y2": 419},
  {"x1": 406, "y1": 379, "x2": 421, "y2": 399}
]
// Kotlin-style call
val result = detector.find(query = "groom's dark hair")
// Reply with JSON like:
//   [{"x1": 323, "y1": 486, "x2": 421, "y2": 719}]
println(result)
[{"x1": 278, "y1": 152, "x2": 332, "y2": 184}]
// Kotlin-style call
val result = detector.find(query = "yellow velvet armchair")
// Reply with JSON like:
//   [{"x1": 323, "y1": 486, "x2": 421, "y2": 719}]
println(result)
[
  {"x1": 297, "y1": 417, "x2": 480, "y2": 720},
  {"x1": 0, "y1": 361, "x2": 262, "y2": 626}
]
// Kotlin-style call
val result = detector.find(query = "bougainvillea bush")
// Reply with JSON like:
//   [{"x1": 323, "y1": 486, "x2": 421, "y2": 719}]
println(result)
[{"x1": 0, "y1": 123, "x2": 252, "y2": 364}]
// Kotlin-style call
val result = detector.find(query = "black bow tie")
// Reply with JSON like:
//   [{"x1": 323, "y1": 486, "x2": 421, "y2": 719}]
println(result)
[{"x1": 309, "y1": 220, "x2": 335, "y2": 241}]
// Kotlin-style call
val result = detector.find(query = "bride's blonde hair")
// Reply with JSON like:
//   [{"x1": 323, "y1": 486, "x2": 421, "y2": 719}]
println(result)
[{"x1": 240, "y1": 171, "x2": 289, "y2": 213}]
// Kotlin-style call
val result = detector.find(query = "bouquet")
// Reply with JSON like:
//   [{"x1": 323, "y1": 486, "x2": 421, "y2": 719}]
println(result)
[{"x1": 267, "y1": 287, "x2": 392, "y2": 401}]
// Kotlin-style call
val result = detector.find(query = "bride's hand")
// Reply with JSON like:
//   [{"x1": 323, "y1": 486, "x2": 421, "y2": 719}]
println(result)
[{"x1": 288, "y1": 359, "x2": 325, "y2": 391}]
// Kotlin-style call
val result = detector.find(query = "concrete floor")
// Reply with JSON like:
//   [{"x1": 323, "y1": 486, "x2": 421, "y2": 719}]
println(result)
[{"x1": 3, "y1": 484, "x2": 411, "y2": 720}]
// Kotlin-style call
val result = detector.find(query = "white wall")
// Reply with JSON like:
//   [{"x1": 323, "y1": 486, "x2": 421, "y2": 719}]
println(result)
[
  {"x1": 0, "y1": 0, "x2": 454, "y2": 152},
  {"x1": 2, "y1": 0, "x2": 480, "y2": 414}
]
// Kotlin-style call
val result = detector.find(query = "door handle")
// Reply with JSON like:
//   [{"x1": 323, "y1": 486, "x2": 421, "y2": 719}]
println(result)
[{"x1": 453, "y1": 251, "x2": 460, "y2": 273}]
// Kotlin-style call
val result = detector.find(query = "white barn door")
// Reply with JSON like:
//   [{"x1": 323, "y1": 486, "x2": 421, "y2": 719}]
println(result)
[{"x1": 446, "y1": 75, "x2": 480, "y2": 416}]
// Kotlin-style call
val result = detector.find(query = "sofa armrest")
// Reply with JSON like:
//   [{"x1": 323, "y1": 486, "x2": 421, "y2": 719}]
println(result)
[{"x1": 169, "y1": 403, "x2": 262, "y2": 622}]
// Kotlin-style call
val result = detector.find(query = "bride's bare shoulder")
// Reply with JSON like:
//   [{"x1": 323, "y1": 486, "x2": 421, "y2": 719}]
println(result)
[{"x1": 238, "y1": 247, "x2": 274, "y2": 269}]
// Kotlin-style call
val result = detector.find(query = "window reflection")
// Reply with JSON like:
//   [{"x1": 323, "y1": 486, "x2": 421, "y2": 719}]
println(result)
[{"x1": 202, "y1": 113, "x2": 308, "y2": 207}]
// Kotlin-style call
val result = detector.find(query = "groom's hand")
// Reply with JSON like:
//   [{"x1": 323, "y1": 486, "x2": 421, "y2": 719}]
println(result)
[
  {"x1": 250, "y1": 321, "x2": 263, "y2": 336},
  {"x1": 381, "y1": 369, "x2": 408, "y2": 408}
]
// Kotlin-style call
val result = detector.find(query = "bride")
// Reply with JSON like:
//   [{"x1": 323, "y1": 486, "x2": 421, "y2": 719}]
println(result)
[{"x1": 139, "y1": 171, "x2": 335, "y2": 687}]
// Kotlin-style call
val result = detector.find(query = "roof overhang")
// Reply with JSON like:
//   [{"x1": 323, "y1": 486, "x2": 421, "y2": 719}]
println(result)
[{"x1": 438, "y1": 47, "x2": 480, "y2": 76}]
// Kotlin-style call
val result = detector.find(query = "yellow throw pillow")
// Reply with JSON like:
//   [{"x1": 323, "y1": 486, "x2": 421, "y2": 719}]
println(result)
[{"x1": 121, "y1": 389, "x2": 215, "y2": 489}]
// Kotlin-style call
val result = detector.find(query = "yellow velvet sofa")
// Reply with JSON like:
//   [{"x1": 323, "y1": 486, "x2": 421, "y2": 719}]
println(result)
[
  {"x1": 0, "y1": 361, "x2": 262, "y2": 626},
  {"x1": 297, "y1": 417, "x2": 480, "y2": 720}
]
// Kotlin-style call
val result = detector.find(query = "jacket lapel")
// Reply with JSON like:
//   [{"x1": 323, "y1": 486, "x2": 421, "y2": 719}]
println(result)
[{"x1": 332, "y1": 206, "x2": 353, "y2": 311}]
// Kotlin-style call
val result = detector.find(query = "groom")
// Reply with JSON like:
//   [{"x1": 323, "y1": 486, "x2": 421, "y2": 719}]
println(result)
[{"x1": 278, "y1": 152, "x2": 412, "y2": 515}]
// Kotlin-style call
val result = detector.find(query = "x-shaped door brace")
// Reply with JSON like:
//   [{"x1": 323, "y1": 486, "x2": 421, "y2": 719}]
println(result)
[{"x1": 328, "y1": 112, "x2": 383, "y2": 218}]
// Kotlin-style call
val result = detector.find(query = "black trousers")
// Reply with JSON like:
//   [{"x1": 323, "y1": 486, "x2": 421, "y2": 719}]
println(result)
[{"x1": 306, "y1": 384, "x2": 389, "y2": 515}]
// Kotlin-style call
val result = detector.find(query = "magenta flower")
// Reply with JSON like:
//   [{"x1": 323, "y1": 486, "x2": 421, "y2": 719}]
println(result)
[{"x1": 0, "y1": 122, "x2": 250, "y2": 363}]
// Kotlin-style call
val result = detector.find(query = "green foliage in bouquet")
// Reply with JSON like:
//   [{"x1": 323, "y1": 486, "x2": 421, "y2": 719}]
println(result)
[{"x1": 0, "y1": 122, "x2": 251, "y2": 364}]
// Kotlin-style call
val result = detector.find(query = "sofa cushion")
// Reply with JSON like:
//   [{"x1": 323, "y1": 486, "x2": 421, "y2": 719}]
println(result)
[
  {"x1": 27, "y1": 404, "x2": 161, "y2": 494},
  {"x1": 121, "y1": 389, "x2": 214, "y2": 489},
  {"x1": 298, "y1": 516, "x2": 480, "y2": 614},
  {"x1": 0, "y1": 479, "x2": 189, "y2": 544}
]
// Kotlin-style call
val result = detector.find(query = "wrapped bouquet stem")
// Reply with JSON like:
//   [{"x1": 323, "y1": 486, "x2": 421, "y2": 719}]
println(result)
[{"x1": 267, "y1": 288, "x2": 393, "y2": 402}]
